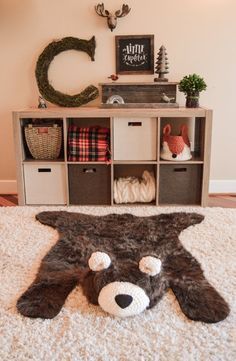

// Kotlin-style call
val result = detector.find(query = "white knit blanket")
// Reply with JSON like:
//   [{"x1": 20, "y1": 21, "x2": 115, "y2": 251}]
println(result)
[
  {"x1": 114, "y1": 170, "x2": 156, "y2": 203},
  {"x1": 0, "y1": 206, "x2": 235, "y2": 361}
]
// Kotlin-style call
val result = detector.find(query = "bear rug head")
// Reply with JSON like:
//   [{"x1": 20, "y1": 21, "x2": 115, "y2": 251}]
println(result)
[{"x1": 17, "y1": 211, "x2": 229, "y2": 323}]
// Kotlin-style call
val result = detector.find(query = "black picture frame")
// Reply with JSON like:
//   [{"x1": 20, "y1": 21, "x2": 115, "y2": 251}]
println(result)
[{"x1": 115, "y1": 35, "x2": 154, "y2": 75}]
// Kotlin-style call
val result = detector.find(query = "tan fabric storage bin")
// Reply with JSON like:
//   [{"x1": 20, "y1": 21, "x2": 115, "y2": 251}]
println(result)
[
  {"x1": 113, "y1": 117, "x2": 157, "y2": 160},
  {"x1": 23, "y1": 164, "x2": 67, "y2": 205},
  {"x1": 68, "y1": 164, "x2": 111, "y2": 205},
  {"x1": 159, "y1": 164, "x2": 202, "y2": 205}
]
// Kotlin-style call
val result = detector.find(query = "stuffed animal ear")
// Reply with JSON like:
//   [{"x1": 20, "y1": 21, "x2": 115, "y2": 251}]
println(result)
[
  {"x1": 139, "y1": 256, "x2": 162, "y2": 276},
  {"x1": 180, "y1": 124, "x2": 188, "y2": 135},
  {"x1": 163, "y1": 124, "x2": 171, "y2": 136},
  {"x1": 88, "y1": 251, "x2": 111, "y2": 271},
  {"x1": 180, "y1": 124, "x2": 190, "y2": 147}
]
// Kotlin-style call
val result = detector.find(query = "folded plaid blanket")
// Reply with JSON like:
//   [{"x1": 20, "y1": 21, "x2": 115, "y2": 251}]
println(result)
[{"x1": 68, "y1": 125, "x2": 110, "y2": 162}]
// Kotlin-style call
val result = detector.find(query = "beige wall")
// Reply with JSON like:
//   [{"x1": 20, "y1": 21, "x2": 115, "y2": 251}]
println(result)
[{"x1": 0, "y1": 0, "x2": 236, "y2": 187}]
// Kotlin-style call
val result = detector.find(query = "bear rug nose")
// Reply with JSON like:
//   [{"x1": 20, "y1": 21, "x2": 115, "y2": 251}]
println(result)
[{"x1": 115, "y1": 294, "x2": 133, "y2": 309}]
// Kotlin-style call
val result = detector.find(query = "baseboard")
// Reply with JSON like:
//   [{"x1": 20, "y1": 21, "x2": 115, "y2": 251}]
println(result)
[
  {"x1": 209, "y1": 180, "x2": 236, "y2": 194},
  {"x1": 0, "y1": 179, "x2": 235, "y2": 195},
  {"x1": 0, "y1": 180, "x2": 17, "y2": 194}
]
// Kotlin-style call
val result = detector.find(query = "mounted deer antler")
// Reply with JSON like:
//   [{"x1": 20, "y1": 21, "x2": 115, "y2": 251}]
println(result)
[{"x1": 95, "y1": 3, "x2": 131, "y2": 32}]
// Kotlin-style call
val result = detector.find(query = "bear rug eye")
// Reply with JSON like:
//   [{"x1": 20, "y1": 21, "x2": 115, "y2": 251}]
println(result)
[{"x1": 17, "y1": 211, "x2": 230, "y2": 323}]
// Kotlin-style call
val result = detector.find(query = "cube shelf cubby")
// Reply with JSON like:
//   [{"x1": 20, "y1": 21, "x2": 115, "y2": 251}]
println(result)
[{"x1": 13, "y1": 107, "x2": 212, "y2": 206}]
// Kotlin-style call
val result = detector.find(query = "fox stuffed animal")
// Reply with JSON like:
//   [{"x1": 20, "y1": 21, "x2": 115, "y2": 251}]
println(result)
[{"x1": 160, "y1": 124, "x2": 192, "y2": 161}]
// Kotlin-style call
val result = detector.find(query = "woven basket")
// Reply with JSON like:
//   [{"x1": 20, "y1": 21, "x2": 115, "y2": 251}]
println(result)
[{"x1": 24, "y1": 124, "x2": 62, "y2": 160}]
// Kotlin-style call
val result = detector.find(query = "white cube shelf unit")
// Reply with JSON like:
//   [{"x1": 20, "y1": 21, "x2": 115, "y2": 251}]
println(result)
[{"x1": 13, "y1": 107, "x2": 212, "y2": 206}]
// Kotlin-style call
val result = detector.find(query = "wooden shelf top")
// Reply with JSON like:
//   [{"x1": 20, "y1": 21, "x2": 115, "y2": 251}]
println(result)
[{"x1": 13, "y1": 106, "x2": 211, "y2": 118}]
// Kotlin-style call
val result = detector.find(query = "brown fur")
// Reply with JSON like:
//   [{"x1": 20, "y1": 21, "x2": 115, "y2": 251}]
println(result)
[{"x1": 17, "y1": 211, "x2": 229, "y2": 322}]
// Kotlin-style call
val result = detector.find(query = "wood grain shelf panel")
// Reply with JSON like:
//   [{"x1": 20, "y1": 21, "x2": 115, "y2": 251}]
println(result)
[
  {"x1": 23, "y1": 159, "x2": 65, "y2": 164},
  {"x1": 113, "y1": 201, "x2": 156, "y2": 206},
  {"x1": 67, "y1": 161, "x2": 109, "y2": 165},
  {"x1": 159, "y1": 159, "x2": 203, "y2": 164},
  {"x1": 113, "y1": 160, "x2": 158, "y2": 164},
  {"x1": 14, "y1": 107, "x2": 207, "y2": 118}
]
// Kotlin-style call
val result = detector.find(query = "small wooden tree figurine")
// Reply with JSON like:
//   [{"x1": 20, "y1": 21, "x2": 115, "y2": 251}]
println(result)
[{"x1": 154, "y1": 45, "x2": 169, "y2": 82}]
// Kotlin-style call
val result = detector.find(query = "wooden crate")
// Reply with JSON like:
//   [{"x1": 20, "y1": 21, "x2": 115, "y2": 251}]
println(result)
[{"x1": 100, "y1": 82, "x2": 178, "y2": 107}]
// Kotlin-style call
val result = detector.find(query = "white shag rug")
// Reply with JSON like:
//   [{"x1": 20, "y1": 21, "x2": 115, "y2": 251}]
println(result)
[{"x1": 0, "y1": 206, "x2": 236, "y2": 361}]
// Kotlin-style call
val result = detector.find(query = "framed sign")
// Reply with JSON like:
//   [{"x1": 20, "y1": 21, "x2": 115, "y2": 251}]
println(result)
[{"x1": 115, "y1": 35, "x2": 154, "y2": 74}]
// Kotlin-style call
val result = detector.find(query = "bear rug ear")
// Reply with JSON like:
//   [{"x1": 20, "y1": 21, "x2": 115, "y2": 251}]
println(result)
[
  {"x1": 35, "y1": 211, "x2": 68, "y2": 228},
  {"x1": 170, "y1": 279, "x2": 230, "y2": 323}
]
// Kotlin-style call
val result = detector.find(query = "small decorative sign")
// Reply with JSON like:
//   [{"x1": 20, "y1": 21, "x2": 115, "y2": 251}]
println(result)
[{"x1": 115, "y1": 35, "x2": 154, "y2": 74}]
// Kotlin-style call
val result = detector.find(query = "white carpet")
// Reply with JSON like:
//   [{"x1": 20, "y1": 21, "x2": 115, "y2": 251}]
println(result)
[{"x1": 0, "y1": 206, "x2": 236, "y2": 361}]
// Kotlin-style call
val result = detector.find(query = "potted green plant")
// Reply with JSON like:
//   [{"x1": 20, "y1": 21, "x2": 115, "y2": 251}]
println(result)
[{"x1": 178, "y1": 74, "x2": 207, "y2": 108}]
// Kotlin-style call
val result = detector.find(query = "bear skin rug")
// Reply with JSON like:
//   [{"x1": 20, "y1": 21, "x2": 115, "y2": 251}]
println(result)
[{"x1": 16, "y1": 211, "x2": 229, "y2": 323}]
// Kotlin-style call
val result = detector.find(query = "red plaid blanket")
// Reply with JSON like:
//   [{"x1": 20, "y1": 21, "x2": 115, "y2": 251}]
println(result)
[{"x1": 68, "y1": 125, "x2": 110, "y2": 162}]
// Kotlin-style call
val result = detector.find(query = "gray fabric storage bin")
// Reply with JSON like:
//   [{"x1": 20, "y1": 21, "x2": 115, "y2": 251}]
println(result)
[
  {"x1": 159, "y1": 164, "x2": 202, "y2": 205},
  {"x1": 68, "y1": 164, "x2": 111, "y2": 205}
]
